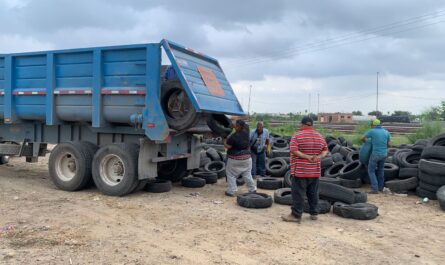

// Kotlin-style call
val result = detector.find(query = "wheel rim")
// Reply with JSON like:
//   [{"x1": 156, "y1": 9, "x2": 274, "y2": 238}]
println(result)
[
  {"x1": 100, "y1": 154, "x2": 125, "y2": 186},
  {"x1": 55, "y1": 152, "x2": 78, "y2": 181}
]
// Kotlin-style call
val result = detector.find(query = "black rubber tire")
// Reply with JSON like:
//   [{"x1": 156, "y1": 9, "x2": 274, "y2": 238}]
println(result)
[
  {"x1": 206, "y1": 147, "x2": 221, "y2": 161},
  {"x1": 421, "y1": 146, "x2": 445, "y2": 161},
  {"x1": 161, "y1": 84, "x2": 200, "y2": 130},
  {"x1": 418, "y1": 171, "x2": 445, "y2": 186},
  {"x1": 199, "y1": 152, "x2": 212, "y2": 168},
  {"x1": 428, "y1": 133, "x2": 445, "y2": 147},
  {"x1": 319, "y1": 182, "x2": 356, "y2": 204},
  {"x1": 237, "y1": 193, "x2": 273, "y2": 209},
  {"x1": 49, "y1": 142, "x2": 93, "y2": 192},
  {"x1": 303, "y1": 199, "x2": 331, "y2": 214},
  {"x1": 266, "y1": 158, "x2": 288, "y2": 177},
  {"x1": 338, "y1": 136, "x2": 346, "y2": 145},
  {"x1": 319, "y1": 177, "x2": 342, "y2": 185},
  {"x1": 207, "y1": 114, "x2": 233, "y2": 137},
  {"x1": 398, "y1": 168, "x2": 419, "y2": 179},
  {"x1": 353, "y1": 191, "x2": 368, "y2": 203},
  {"x1": 181, "y1": 176, "x2": 206, "y2": 188},
  {"x1": 331, "y1": 144, "x2": 342, "y2": 154},
  {"x1": 271, "y1": 150, "x2": 290, "y2": 158},
  {"x1": 393, "y1": 149, "x2": 411, "y2": 167},
  {"x1": 416, "y1": 187, "x2": 437, "y2": 200},
  {"x1": 346, "y1": 151, "x2": 360, "y2": 163},
  {"x1": 399, "y1": 151, "x2": 421, "y2": 168},
  {"x1": 436, "y1": 186, "x2": 445, "y2": 211},
  {"x1": 339, "y1": 161, "x2": 365, "y2": 180},
  {"x1": 384, "y1": 163, "x2": 399, "y2": 181},
  {"x1": 332, "y1": 153, "x2": 344, "y2": 163},
  {"x1": 324, "y1": 162, "x2": 346, "y2": 178},
  {"x1": 284, "y1": 170, "x2": 292, "y2": 188},
  {"x1": 193, "y1": 171, "x2": 218, "y2": 184},
  {"x1": 92, "y1": 143, "x2": 139, "y2": 196},
  {"x1": 321, "y1": 156, "x2": 334, "y2": 169},
  {"x1": 333, "y1": 202, "x2": 378, "y2": 220},
  {"x1": 157, "y1": 159, "x2": 190, "y2": 182},
  {"x1": 325, "y1": 136, "x2": 337, "y2": 144},
  {"x1": 419, "y1": 159, "x2": 445, "y2": 177},
  {"x1": 418, "y1": 181, "x2": 440, "y2": 193},
  {"x1": 273, "y1": 138, "x2": 288, "y2": 149},
  {"x1": 273, "y1": 188, "x2": 293, "y2": 205},
  {"x1": 339, "y1": 146, "x2": 354, "y2": 157},
  {"x1": 340, "y1": 178, "x2": 362, "y2": 188},
  {"x1": 385, "y1": 177, "x2": 418, "y2": 192},
  {"x1": 204, "y1": 161, "x2": 226, "y2": 178},
  {"x1": 217, "y1": 150, "x2": 225, "y2": 162},
  {"x1": 145, "y1": 180, "x2": 172, "y2": 193},
  {"x1": 257, "y1": 177, "x2": 283, "y2": 190}
]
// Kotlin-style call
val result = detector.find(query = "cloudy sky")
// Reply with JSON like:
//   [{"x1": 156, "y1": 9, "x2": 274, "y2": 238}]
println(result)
[{"x1": 1, "y1": 0, "x2": 445, "y2": 115}]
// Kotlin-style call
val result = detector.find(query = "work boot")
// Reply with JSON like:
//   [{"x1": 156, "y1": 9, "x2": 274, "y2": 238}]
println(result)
[
  {"x1": 281, "y1": 214, "x2": 301, "y2": 223},
  {"x1": 310, "y1": 215, "x2": 318, "y2": 221},
  {"x1": 225, "y1": 191, "x2": 235, "y2": 197}
]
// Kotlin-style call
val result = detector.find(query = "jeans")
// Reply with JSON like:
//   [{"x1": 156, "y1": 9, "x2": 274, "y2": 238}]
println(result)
[
  {"x1": 251, "y1": 150, "x2": 266, "y2": 176},
  {"x1": 367, "y1": 153, "x2": 387, "y2": 192},
  {"x1": 226, "y1": 158, "x2": 256, "y2": 194},
  {"x1": 291, "y1": 177, "x2": 319, "y2": 218}
]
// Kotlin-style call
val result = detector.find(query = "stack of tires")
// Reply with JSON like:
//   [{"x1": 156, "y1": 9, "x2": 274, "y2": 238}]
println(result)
[
  {"x1": 417, "y1": 134, "x2": 445, "y2": 201},
  {"x1": 384, "y1": 146, "x2": 421, "y2": 193},
  {"x1": 269, "y1": 135, "x2": 290, "y2": 159}
]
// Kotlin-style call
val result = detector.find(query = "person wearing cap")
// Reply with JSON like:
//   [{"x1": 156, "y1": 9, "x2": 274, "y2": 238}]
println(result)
[
  {"x1": 224, "y1": 119, "x2": 257, "y2": 197},
  {"x1": 282, "y1": 116, "x2": 328, "y2": 223},
  {"x1": 250, "y1": 121, "x2": 270, "y2": 178},
  {"x1": 360, "y1": 119, "x2": 392, "y2": 194}
]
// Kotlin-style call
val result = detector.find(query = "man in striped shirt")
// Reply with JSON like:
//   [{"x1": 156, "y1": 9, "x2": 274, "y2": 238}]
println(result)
[{"x1": 282, "y1": 116, "x2": 328, "y2": 223}]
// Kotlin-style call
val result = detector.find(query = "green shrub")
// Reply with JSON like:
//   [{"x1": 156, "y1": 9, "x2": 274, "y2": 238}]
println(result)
[{"x1": 407, "y1": 121, "x2": 444, "y2": 143}]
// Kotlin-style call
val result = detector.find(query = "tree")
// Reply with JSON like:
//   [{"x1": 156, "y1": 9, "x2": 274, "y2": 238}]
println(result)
[
  {"x1": 368, "y1": 111, "x2": 382, "y2": 117},
  {"x1": 420, "y1": 100, "x2": 445, "y2": 121},
  {"x1": 352, "y1": 110, "x2": 363, "y2": 115}
]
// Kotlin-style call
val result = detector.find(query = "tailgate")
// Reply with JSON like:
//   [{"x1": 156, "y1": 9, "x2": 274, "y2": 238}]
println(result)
[{"x1": 162, "y1": 40, "x2": 245, "y2": 116}]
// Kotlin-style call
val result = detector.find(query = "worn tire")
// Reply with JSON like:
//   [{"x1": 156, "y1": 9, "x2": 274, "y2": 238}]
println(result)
[
  {"x1": 145, "y1": 180, "x2": 172, "y2": 193},
  {"x1": 428, "y1": 133, "x2": 445, "y2": 147},
  {"x1": 385, "y1": 177, "x2": 418, "y2": 192},
  {"x1": 398, "y1": 168, "x2": 419, "y2": 179},
  {"x1": 321, "y1": 156, "x2": 334, "y2": 169},
  {"x1": 266, "y1": 158, "x2": 288, "y2": 177},
  {"x1": 161, "y1": 84, "x2": 200, "y2": 130},
  {"x1": 199, "y1": 152, "x2": 212, "y2": 168},
  {"x1": 49, "y1": 142, "x2": 93, "y2": 192},
  {"x1": 273, "y1": 138, "x2": 288, "y2": 149},
  {"x1": 257, "y1": 177, "x2": 283, "y2": 190},
  {"x1": 319, "y1": 182, "x2": 356, "y2": 204},
  {"x1": 418, "y1": 171, "x2": 445, "y2": 186},
  {"x1": 333, "y1": 202, "x2": 378, "y2": 220},
  {"x1": 320, "y1": 177, "x2": 342, "y2": 185},
  {"x1": 193, "y1": 171, "x2": 218, "y2": 184},
  {"x1": 339, "y1": 161, "x2": 365, "y2": 180},
  {"x1": 206, "y1": 147, "x2": 221, "y2": 161},
  {"x1": 204, "y1": 161, "x2": 226, "y2": 178},
  {"x1": 92, "y1": 143, "x2": 139, "y2": 196},
  {"x1": 284, "y1": 170, "x2": 292, "y2": 188},
  {"x1": 303, "y1": 199, "x2": 331, "y2": 214},
  {"x1": 418, "y1": 181, "x2": 440, "y2": 193},
  {"x1": 416, "y1": 187, "x2": 437, "y2": 200},
  {"x1": 384, "y1": 163, "x2": 399, "y2": 181},
  {"x1": 332, "y1": 153, "x2": 344, "y2": 163},
  {"x1": 181, "y1": 176, "x2": 206, "y2": 188},
  {"x1": 340, "y1": 178, "x2": 362, "y2": 188},
  {"x1": 353, "y1": 191, "x2": 368, "y2": 203},
  {"x1": 436, "y1": 186, "x2": 445, "y2": 211},
  {"x1": 207, "y1": 114, "x2": 233, "y2": 137},
  {"x1": 421, "y1": 146, "x2": 445, "y2": 161},
  {"x1": 237, "y1": 193, "x2": 273, "y2": 209},
  {"x1": 399, "y1": 151, "x2": 421, "y2": 168},
  {"x1": 324, "y1": 162, "x2": 346, "y2": 178},
  {"x1": 274, "y1": 188, "x2": 293, "y2": 205},
  {"x1": 419, "y1": 159, "x2": 445, "y2": 177},
  {"x1": 346, "y1": 151, "x2": 360, "y2": 163}
]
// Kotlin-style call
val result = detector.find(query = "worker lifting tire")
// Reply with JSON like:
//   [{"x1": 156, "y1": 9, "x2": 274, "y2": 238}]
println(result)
[
  {"x1": 48, "y1": 142, "x2": 93, "y2": 191},
  {"x1": 207, "y1": 114, "x2": 233, "y2": 137},
  {"x1": 92, "y1": 143, "x2": 140, "y2": 196},
  {"x1": 161, "y1": 82, "x2": 201, "y2": 130}
]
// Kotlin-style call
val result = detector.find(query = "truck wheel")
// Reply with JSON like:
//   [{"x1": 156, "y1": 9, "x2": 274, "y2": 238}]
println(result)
[
  {"x1": 48, "y1": 142, "x2": 92, "y2": 191},
  {"x1": 207, "y1": 114, "x2": 233, "y2": 137},
  {"x1": 157, "y1": 159, "x2": 190, "y2": 182},
  {"x1": 161, "y1": 84, "x2": 200, "y2": 130},
  {"x1": 92, "y1": 143, "x2": 139, "y2": 196},
  {"x1": 0, "y1": 155, "x2": 9, "y2": 165}
]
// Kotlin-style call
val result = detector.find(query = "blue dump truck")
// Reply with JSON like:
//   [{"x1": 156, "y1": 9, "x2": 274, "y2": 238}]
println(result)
[{"x1": 0, "y1": 39, "x2": 244, "y2": 196}]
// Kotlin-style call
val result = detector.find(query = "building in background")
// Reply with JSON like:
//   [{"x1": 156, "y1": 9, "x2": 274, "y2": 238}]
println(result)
[{"x1": 318, "y1": 113, "x2": 353, "y2": 123}]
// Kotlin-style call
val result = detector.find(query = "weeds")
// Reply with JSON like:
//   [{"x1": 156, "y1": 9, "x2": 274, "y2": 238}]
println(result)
[{"x1": 407, "y1": 121, "x2": 444, "y2": 143}]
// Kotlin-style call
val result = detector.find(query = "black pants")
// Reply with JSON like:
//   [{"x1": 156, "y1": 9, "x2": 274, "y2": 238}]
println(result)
[{"x1": 291, "y1": 176, "x2": 319, "y2": 218}]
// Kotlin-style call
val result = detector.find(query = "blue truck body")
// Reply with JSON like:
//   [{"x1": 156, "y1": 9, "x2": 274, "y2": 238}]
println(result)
[{"x1": 0, "y1": 40, "x2": 244, "y2": 196}]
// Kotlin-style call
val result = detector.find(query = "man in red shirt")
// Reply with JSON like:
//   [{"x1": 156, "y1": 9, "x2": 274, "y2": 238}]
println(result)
[{"x1": 282, "y1": 116, "x2": 328, "y2": 223}]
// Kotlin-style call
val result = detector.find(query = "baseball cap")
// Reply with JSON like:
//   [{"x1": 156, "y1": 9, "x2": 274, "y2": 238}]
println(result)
[
  {"x1": 301, "y1": 116, "x2": 313, "y2": 126},
  {"x1": 372, "y1": 119, "x2": 381, "y2": 126}
]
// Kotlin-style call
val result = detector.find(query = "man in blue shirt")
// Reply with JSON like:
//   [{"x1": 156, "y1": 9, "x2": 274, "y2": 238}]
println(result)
[
  {"x1": 250, "y1": 122, "x2": 270, "y2": 178},
  {"x1": 360, "y1": 119, "x2": 392, "y2": 194}
]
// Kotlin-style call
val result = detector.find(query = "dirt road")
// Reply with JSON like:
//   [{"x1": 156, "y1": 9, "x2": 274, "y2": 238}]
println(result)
[{"x1": 0, "y1": 155, "x2": 444, "y2": 265}]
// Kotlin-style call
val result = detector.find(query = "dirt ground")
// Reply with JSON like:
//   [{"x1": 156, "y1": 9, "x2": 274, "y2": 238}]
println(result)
[{"x1": 0, "y1": 155, "x2": 444, "y2": 265}]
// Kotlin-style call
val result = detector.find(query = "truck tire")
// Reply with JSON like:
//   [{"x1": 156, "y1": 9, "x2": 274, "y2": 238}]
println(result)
[
  {"x1": 419, "y1": 159, "x2": 445, "y2": 177},
  {"x1": 206, "y1": 148, "x2": 221, "y2": 161},
  {"x1": 384, "y1": 163, "x2": 399, "y2": 181},
  {"x1": 257, "y1": 177, "x2": 283, "y2": 190},
  {"x1": 353, "y1": 191, "x2": 368, "y2": 203},
  {"x1": 284, "y1": 170, "x2": 292, "y2": 187},
  {"x1": 92, "y1": 143, "x2": 139, "y2": 196},
  {"x1": 199, "y1": 152, "x2": 212, "y2": 168},
  {"x1": 339, "y1": 161, "x2": 365, "y2": 180},
  {"x1": 398, "y1": 168, "x2": 418, "y2": 179},
  {"x1": 340, "y1": 178, "x2": 362, "y2": 188},
  {"x1": 333, "y1": 202, "x2": 378, "y2": 220},
  {"x1": 237, "y1": 193, "x2": 273, "y2": 209},
  {"x1": 416, "y1": 187, "x2": 437, "y2": 200},
  {"x1": 207, "y1": 114, "x2": 233, "y2": 137},
  {"x1": 319, "y1": 182, "x2": 356, "y2": 204},
  {"x1": 346, "y1": 151, "x2": 359, "y2": 163},
  {"x1": 303, "y1": 199, "x2": 331, "y2": 214},
  {"x1": 161, "y1": 84, "x2": 200, "y2": 130},
  {"x1": 193, "y1": 171, "x2": 218, "y2": 184},
  {"x1": 399, "y1": 151, "x2": 421, "y2": 168},
  {"x1": 332, "y1": 153, "x2": 344, "y2": 163},
  {"x1": 421, "y1": 146, "x2": 445, "y2": 161},
  {"x1": 428, "y1": 133, "x2": 445, "y2": 147},
  {"x1": 385, "y1": 177, "x2": 418, "y2": 192},
  {"x1": 274, "y1": 188, "x2": 293, "y2": 205},
  {"x1": 418, "y1": 181, "x2": 440, "y2": 193},
  {"x1": 436, "y1": 186, "x2": 445, "y2": 211},
  {"x1": 324, "y1": 162, "x2": 346, "y2": 178},
  {"x1": 266, "y1": 158, "x2": 288, "y2": 177},
  {"x1": 145, "y1": 179, "x2": 172, "y2": 193},
  {"x1": 157, "y1": 159, "x2": 190, "y2": 182},
  {"x1": 321, "y1": 156, "x2": 334, "y2": 169},
  {"x1": 319, "y1": 177, "x2": 342, "y2": 185},
  {"x1": 181, "y1": 176, "x2": 206, "y2": 188},
  {"x1": 204, "y1": 161, "x2": 226, "y2": 179},
  {"x1": 418, "y1": 171, "x2": 445, "y2": 186},
  {"x1": 49, "y1": 142, "x2": 93, "y2": 192},
  {"x1": 273, "y1": 138, "x2": 288, "y2": 149}
]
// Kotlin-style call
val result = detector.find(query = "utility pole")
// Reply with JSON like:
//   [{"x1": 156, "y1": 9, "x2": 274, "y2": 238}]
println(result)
[
  {"x1": 308, "y1": 93, "x2": 311, "y2": 114},
  {"x1": 248, "y1": 84, "x2": 252, "y2": 117},
  {"x1": 317, "y1": 93, "x2": 320, "y2": 115},
  {"x1": 376, "y1": 72, "x2": 379, "y2": 113}
]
